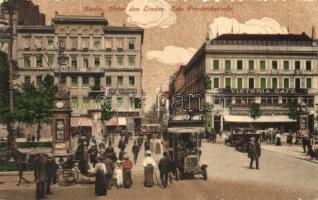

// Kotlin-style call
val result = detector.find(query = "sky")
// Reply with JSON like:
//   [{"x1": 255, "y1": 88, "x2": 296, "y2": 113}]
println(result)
[{"x1": 31, "y1": 0, "x2": 318, "y2": 110}]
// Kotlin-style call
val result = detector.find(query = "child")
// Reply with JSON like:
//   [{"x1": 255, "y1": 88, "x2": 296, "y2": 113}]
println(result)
[{"x1": 114, "y1": 160, "x2": 123, "y2": 188}]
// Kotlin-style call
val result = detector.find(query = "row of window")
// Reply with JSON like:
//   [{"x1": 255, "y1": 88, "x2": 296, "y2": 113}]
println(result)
[
  {"x1": 24, "y1": 75, "x2": 136, "y2": 88},
  {"x1": 211, "y1": 59, "x2": 313, "y2": 71},
  {"x1": 23, "y1": 37, "x2": 136, "y2": 51},
  {"x1": 211, "y1": 77, "x2": 312, "y2": 89},
  {"x1": 71, "y1": 96, "x2": 136, "y2": 112},
  {"x1": 23, "y1": 54, "x2": 136, "y2": 68}
]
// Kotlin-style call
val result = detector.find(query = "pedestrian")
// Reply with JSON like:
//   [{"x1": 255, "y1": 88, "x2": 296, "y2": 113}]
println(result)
[
  {"x1": 111, "y1": 134, "x2": 115, "y2": 147},
  {"x1": 45, "y1": 154, "x2": 58, "y2": 195},
  {"x1": 118, "y1": 149, "x2": 125, "y2": 161},
  {"x1": 143, "y1": 150, "x2": 156, "y2": 187},
  {"x1": 308, "y1": 136, "x2": 315, "y2": 159},
  {"x1": 137, "y1": 135, "x2": 143, "y2": 148},
  {"x1": 122, "y1": 154, "x2": 133, "y2": 188},
  {"x1": 102, "y1": 153, "x2": 114, "y2": 190},
  {"x1": 158, "y1": 152, "x2": 171, "y2": 188},
  {"x1": 94, "y1": 157, "x2": 107, "y2": 196},
  {"x1": 114, "y1": 160, "x2": 123, "y2": 188},
  {"x1": 144, "y1": 139, "x2": 150, "y2": 155},
  {"x1": 275, "y1": 132, "x2": 281, "y2": 146},
  {"x1": 105, "y1": 141, "x2": 114, "y2": 155},
  {"x1": 118, "y1": 136, "x2": 126, "y2": 151},
  {"x1": 31, "y1": 135, "x2": 36, "y2": 143},
  {"x1": 302, "y1": 135, "x2": 307, "y2": 153},
  {"x1": 287, "y1": 132, "x2": 293, "y2": 146},
  {"x1": 76, "y1": 139, "x2": 89, "y2": 174},
  {"x1": 34, "y1": 155, "x2": 47, "y2": 200},
  {"x1": 132, "y1": 141, "x2": 140, "y2": 164},
  {"x1": 88, "y1": 142, "x2": 98, "y2": 167},
  {"x1": 248, "y1": 137, "x2": 261, "y2": 169}
]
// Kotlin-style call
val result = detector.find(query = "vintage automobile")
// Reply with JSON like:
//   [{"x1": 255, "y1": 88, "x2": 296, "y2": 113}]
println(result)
[
  {"x1": 225, "y1": 128, "x2": 260, "y2": 152},
  {"x1": 166, "y1": 120, "x2": 208, "y2": 180}
]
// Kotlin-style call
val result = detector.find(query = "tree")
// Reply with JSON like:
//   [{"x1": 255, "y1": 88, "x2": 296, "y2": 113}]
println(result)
[
  {"x1": 15, "y1": 76, "x2": 57, "y2": 141},
  {"x1": 203, "y1": 103, "x2": 213, "y2": 133},
  {"x1": 100, "y1": 101, "x2": 112, "y2": 121},
  {"x1": 250, "y1": 103, "x2": 262, "y2": 120},
  {"x1": 0, "y1": 51, "x2": 16, "y2": 148},
  {"x1": 288, "y1": 103, "x2": 299, "y2": 120}
]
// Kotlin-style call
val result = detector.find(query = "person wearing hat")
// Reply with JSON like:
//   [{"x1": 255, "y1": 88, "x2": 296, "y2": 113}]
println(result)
[
  {"x1": 102, "y1": 153, "x2": 114, "y2": 190},
  {"x1": 45, "y1": 153, "x2": 58, "y2": 195},
  {"x1": 132, "y1": 141, "x2": 140, "y2": 164},
  {"x1": 114, "y1": 160, "x2": 123, "y2": 188},
  {"x1": 143, "y1": 150, "x2": 156, "y2": 187},
  {"x1": 122, "y1": 154, "x2": 133, "y2": 188},
  {"x1": 158, "y1": 152, "x2": 171, "y2": 188},
  {"x1": 248, "y1": 137, "x2": 261, "y2": 169},
  {"x1": 94, "y1": 156, "x2": 107, "y2": 196}
]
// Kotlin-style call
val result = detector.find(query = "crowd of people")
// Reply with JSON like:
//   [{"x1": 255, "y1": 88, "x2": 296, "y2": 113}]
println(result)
[{"x1": 72, "y1": 129, "x2": 177, "y2": 197}]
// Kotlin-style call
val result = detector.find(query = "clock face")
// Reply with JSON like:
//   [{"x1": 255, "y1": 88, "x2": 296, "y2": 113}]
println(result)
[{"x1": 56, "y1": 101, "x2": 65, "y2": 109}]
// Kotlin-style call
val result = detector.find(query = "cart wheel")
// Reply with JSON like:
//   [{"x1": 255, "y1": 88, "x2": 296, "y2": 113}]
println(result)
[{"x1": 202, "y1": 167, "x2": 207, "y2": 180}]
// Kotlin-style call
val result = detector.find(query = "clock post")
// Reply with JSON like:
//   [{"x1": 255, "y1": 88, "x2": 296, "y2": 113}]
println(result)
[{"x1": 52, "y1": 90, "x2": 72, "y2": 156}]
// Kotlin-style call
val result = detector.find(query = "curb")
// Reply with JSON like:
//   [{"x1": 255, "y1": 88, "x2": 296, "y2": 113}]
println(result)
[{"x1": 262, "y1": 147, "x2": 318, "y2": 164}]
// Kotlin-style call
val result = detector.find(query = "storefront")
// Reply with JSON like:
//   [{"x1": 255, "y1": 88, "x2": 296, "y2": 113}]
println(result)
[{"x1": 209, "y1": 88, "x2": 314, "y2": 132}]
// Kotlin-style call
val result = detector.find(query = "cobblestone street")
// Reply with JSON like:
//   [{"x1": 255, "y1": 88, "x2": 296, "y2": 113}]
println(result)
[{"x1": 1, "y1": 138, "x2": 318, "y2": 200}]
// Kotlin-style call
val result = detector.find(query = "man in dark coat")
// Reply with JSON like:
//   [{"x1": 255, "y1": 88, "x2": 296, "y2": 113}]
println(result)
[
  {"x1": 132, "y1": 141, "x2": 140, "y2": 164},
  {"x1": 248, "y1": 138, "x2": 261, "y2": 169},
  {"x1": 34, "y1": 155, "x2": 47, "y2": 200},
  {"x1": 76, "y1": 140, "x2": 89, "y2": 174},
  {"x1": 45, "y1": 154, "x2": 59, "y2": 195},
  {"x1": 158, "y1": 152, "x2": 171, "y2": 188},
  {"x1": 118, "y1": 149, "x2": 125, "y2": 161},
  {"x1": 88, "y1": 143, "x2": 98, "y2": 167},
  {"x1": 103, "y1": 154, "x2": 114, "y2": 190},
  {"x1": 137, "y1": 135, "x2": 143, "y2": 148},
  {"x1": 105, "y1": 141, "x2": 115, "y2": 155},
  {"x1": 118, "y1": 137, "x2": 126, "y2": 151}
]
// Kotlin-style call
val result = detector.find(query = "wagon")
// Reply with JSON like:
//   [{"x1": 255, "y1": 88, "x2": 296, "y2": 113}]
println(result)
[{"x1": 166, "y1": 120, "x2": 208, "y2": 180}]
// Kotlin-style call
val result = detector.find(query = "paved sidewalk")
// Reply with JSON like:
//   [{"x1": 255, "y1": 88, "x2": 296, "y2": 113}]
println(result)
[{"x1": 262, "y1": 144, "x2": 318, "y2": 164}]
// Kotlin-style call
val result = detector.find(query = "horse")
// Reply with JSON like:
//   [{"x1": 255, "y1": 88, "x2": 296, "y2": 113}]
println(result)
[{"x1": 6, "y1": 147, "x2": 44, "y2": 186}]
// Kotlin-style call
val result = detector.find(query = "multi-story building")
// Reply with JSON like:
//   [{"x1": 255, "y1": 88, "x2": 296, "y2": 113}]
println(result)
[
  {"x1": 15, "y1": 13, "x2": 144, "y2": 136},
  {"x1": 182, "y1": 30, "x2": 318, "y2": 133}
]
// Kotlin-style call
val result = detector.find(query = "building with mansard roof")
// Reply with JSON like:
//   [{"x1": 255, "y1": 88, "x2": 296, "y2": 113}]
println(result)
[{"x1": 178, "y1": 29, "x2": 318, "y2": 133}]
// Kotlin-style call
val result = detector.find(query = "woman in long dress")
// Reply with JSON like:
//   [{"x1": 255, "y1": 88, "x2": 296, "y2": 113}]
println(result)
[{"x1": 95, "y1": 158, "x2": 107, "y2": 196}]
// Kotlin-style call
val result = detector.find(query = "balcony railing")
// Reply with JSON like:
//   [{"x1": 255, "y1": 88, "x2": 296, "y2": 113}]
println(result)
[{"x1": 230, "y1": 103, "x2": 290, "y2": 115}]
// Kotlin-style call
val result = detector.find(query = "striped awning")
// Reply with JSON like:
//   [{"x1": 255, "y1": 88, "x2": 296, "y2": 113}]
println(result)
[
  {"x1": 223, "y1": 115, "x2": 296, "y2": 123},
  {"x1": 71, "y1": 117, "x2": 93, "y2": 127}
]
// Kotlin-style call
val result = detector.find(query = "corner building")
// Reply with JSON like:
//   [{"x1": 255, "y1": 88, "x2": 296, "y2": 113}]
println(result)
[
  {"x1": 183, "y1": 32, "x2": 318, "y2": 133},
  {"x1": 15, "y1": 13, "x2": 144, "y2": 136}
]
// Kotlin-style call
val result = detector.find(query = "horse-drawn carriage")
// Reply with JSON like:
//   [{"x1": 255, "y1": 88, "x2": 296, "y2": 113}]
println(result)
[{"x1": 166, "y1": 120, "x2": 208, "y2": 180}]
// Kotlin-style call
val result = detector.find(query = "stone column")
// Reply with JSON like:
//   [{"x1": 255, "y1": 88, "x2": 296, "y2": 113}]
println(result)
[{"x1": 220, "y1": 115, "x2": 224, "y2": 132}]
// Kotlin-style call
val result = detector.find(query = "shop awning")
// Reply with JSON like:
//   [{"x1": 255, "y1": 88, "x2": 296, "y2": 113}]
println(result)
[
  {"x1": 223, "y1": 115, "x2": 296, "y2": 123},
  {"x1": 71, "y1": 117, "x2": 93, "y2": 127},
  {"x1": 105, "y1": 117, "x2": 127, "y2": 126}
]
